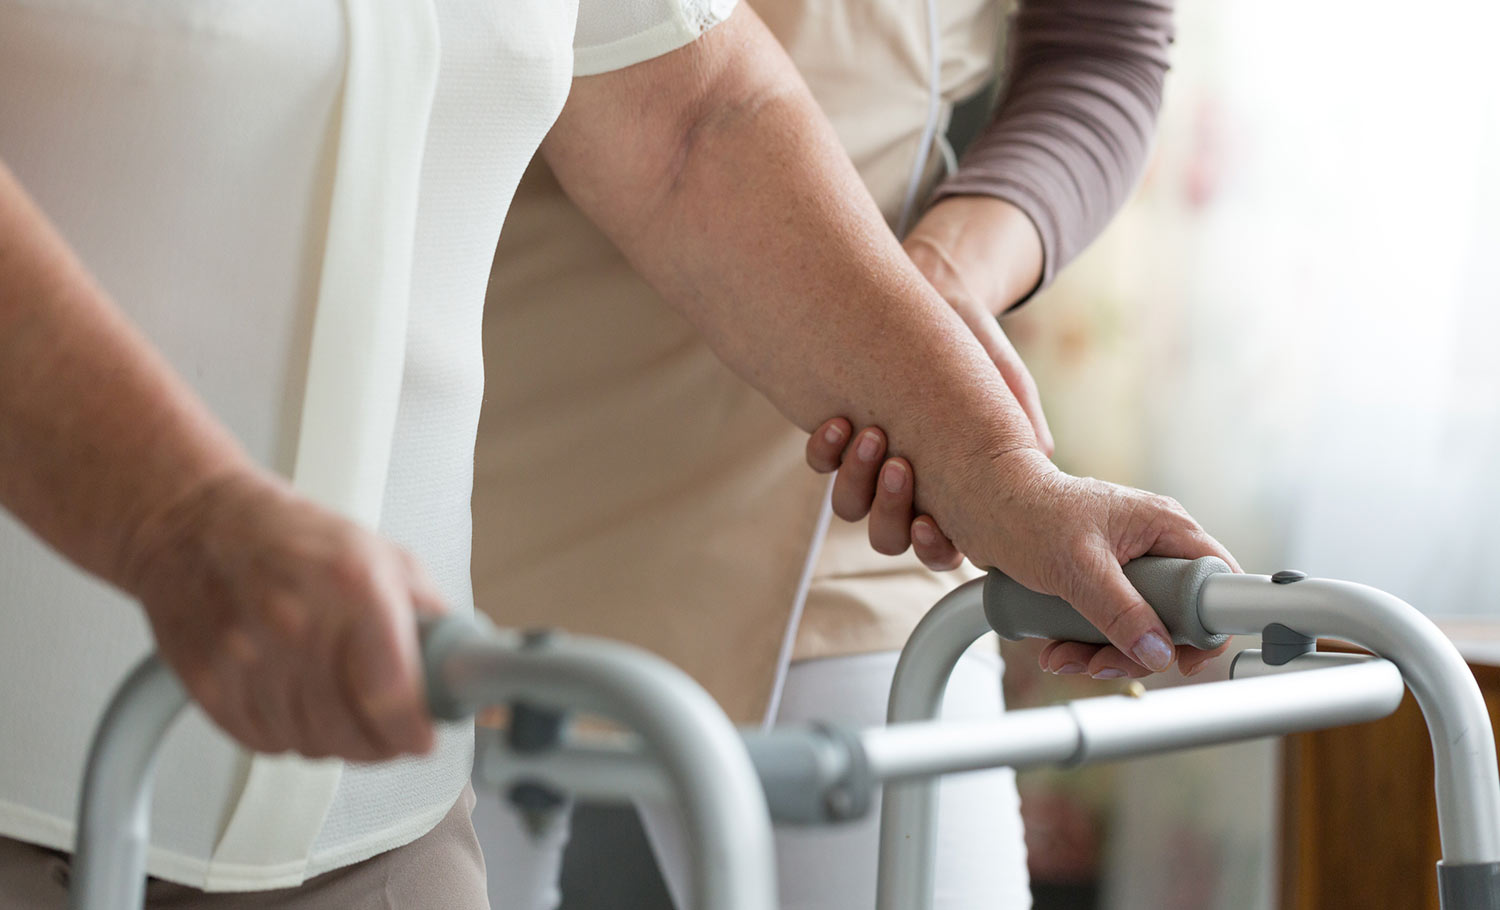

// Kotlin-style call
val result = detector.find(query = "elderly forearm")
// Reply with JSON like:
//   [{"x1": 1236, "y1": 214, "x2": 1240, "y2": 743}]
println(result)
[
  {"x1": 934, "y1": 0, "x2": 1174, "y2": 296},
  {"x1": 0, "y1": 161, "x2": 251, "y2": 585},
  {"x1": 542, "y1": 6, "x2": 1040, "y2": 518}
]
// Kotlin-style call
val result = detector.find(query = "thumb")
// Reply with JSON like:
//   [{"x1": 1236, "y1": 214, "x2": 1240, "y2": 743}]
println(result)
[{"x1": 1067, "y1": 553, "x2": 1176, "y2": 673}]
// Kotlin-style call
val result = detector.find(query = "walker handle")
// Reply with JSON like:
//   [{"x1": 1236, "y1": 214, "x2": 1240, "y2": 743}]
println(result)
[{"x1": 983, "y1": 556, "x2": 1232, "y2": 650}]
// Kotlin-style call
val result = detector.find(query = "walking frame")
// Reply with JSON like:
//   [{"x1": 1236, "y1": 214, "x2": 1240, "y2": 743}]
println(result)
[{"x1": 67, "y1": 557, "x2": 1500, "y2": 910}]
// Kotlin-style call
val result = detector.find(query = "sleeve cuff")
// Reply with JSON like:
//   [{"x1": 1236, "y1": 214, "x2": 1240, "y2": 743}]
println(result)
[
  {"x1": 930, "y1": 178, "x2": 1061, "y2": 311},
  {"x1": 574, "y1": 0, "x2": 738, "y2": 77}
]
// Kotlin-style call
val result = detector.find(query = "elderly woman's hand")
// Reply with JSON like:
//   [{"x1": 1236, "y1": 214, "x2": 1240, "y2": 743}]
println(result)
[
  {"x1": 121, "y1": 470, "x2": 445, "y2": 761},
  {"x1": 806, "y1": 430, "x2": 1237, "y2": 678}
]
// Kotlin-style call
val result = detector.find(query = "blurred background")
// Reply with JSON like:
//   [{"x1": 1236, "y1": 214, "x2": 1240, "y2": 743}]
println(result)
[{"x1": 973, "y1": 0, "x2": 1500, "y2": 906}]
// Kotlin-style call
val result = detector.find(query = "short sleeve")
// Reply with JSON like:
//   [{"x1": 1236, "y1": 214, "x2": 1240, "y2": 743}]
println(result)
[{"x1": 573, "y1": 0, "x2": 737, "y2": 76}]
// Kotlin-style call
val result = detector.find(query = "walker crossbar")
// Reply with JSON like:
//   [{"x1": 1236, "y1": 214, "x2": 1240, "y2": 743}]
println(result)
[{"x1": 475, "y1": 658, "x2": 1404, "y2": 820}]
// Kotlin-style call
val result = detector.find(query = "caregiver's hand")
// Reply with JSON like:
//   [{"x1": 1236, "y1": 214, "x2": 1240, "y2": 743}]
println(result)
[
  {"x1": 807, "y1": 420, "x2": 966, "y2": 570},
  {"x1": 121, "y1": 470, "x2": 444, "y2": 762},
  {"x1": 903, "y1": 195, "x2": 1054, "y2": 456}
]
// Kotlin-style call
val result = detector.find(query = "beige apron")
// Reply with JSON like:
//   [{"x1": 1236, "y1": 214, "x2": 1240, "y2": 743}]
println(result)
[{"x1": 474, "y1": 0, "x2": 1002, "y2": 724}]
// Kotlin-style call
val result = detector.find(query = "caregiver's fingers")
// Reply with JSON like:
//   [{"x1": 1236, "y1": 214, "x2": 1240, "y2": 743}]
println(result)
[
  {"x1": 868, "y1": 458, "x2": 914, "y2": 555},
  {"x1": 831, "y1": 427, "x2": 886, "y2": 521},
  {"x1": 911, "y1": 516, "x2": 963, "y2": 571},
  {"x1": 806, "y1": 417, "x2": 853, "y2": 473}
]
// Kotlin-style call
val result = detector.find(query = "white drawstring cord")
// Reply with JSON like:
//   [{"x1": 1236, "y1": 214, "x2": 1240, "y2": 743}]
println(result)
[{"x1": 896, "y1": 0, "x2": 945, "y2": 237}]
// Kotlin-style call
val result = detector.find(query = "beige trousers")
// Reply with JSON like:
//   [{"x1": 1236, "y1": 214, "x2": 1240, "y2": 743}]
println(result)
[{"x1": 0, "y1": 789, "x2": 487, "y2": 910}]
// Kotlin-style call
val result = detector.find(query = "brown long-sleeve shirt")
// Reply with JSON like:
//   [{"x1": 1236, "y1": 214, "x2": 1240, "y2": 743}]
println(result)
[{"x1": 936, "y1": 0, "x2": 1174, "y2": 297}]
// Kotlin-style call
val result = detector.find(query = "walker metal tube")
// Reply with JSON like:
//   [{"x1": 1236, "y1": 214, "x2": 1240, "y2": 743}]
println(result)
[
  {"x1": 1200, "y1": 574, "x2": 1500, "y2": 865},
  {"x1": 69, "y1": 658, "x2": 188, "y2": 910},
  {"x1": 72, "y1": 621, "x2": 777, "y2": 910},
  {"x1": 1229, "y1": 648, "x2": 1376, "y2": 679},
  {"x1": 861, "y1": 659, "x2": 1404, "y2": 780},
  {"x1": 476, "y1": 734, "x2": 675, "y2": 804},
  {"x1": 875, "y1": 578, "x2": 991, "y2": 910},
  {"x1": 423, "y1": 620, "x2": 778, "y2": 910}
]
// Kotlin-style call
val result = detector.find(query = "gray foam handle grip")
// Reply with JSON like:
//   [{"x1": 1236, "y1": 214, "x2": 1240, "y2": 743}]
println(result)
[{"x1": 983, "y1": 556, "x2": 1232, "y2": 650}]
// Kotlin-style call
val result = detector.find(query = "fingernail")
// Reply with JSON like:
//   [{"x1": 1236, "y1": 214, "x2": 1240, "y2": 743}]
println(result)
[
  {"x1": 913, "y1": 521, "x2": 936, "y2": 546},
  {"x1": 1131, "y1": 632, "x2": 1174, "y2": 672},
  {"x1": 1092, "y1": 668, "x2": 1127, "y2": 680},
  {"x1": 1058, "y1": 662, "x2": 1086, "y2": 675},
  {"x1": 882, "y1": 461, "x2": 906, "y2": 493},
  {"x1": 857, "y1": 432, "x2": 881, "y2": 461},
  {"x1": 824, "y1": 423, "x2": 846, "y2": 445}
]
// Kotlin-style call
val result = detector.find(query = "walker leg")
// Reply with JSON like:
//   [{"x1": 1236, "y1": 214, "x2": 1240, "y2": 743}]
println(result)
[{"x1": 875, "y1": 579, "x2": 991, "y2": 910}]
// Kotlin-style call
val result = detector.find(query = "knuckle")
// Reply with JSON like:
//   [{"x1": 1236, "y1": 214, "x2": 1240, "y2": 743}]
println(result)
[
  {"x1": 260, "y1": 592, "x2": 310, "y2": 646},
  {"x1": 325, "y1": 534, "x2": 388, "y2": 602},
  {"x1": 218, "y1": 627, "x2": 262, "y2": 673},
  {"x1": 1152, "y1": 494, "x2": 1187, "y2": 517}
]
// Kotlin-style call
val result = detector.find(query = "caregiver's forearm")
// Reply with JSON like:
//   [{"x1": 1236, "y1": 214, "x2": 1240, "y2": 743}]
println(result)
[
  {"x1": 934, "y1": 0, "x2": 1174, "y2": 297},
  {"x1": 0, "y1": 160, "x2": 252, "y2": 585},
  {"x1": 542, "y1": 6, "x2": 1040, "y2": 512}
]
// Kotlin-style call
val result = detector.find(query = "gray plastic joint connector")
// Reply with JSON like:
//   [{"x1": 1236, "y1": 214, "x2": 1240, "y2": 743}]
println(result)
[
  {"x1": 743, "y1": 723, "x2": 874, "y2": 825},
  {"x1": 1260, "y1": 622, "x2": 1317, "y2": 666},
  {"x1": 419, "y1": 613, "x2": 494, "y2": 722},
  {"x1": 507, "y1": 780, "x2": 569, "y2": 839},
  {"x1": 1439, "y1": 860, "x2": 1500, "y2": 910},
  {"x1": 509, "y1": 702, "x2": 566, "y2": 753},
  {"x1": 508, "y1": 630, "x2": 569, "y2": 754}
]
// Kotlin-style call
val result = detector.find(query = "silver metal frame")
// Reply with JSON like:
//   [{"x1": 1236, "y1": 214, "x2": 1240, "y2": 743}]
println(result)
[
  {"x1": 425, "y1": 623, "x2": 777, "y2": 910},
  {"x1": 69, "y1": 658, "x2": 187, "y2": 910},
  {"x1": 874, "y1": 573, "x2": 1500, "y2": 910},
  {"x1": 70, "y1": 571, "x2": 1500, "y2": 910},
  {"x1": 69, "y1": 621, "x2": 778, "y2": 910},
  {"x1": 1200, "y1": 575, "x2": 1500, "y2": 863}
]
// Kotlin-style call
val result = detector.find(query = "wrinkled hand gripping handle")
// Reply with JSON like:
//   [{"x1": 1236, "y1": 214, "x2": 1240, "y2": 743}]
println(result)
[{"x1": 983, "y1": 556, "x2": 1233, "y2": 650}]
